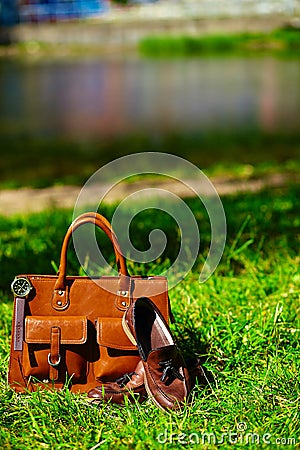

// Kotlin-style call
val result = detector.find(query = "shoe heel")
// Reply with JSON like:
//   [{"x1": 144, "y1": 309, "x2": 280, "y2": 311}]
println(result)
[{"x1": 122, "y1": 314, "x2": 137, "y2": 346}]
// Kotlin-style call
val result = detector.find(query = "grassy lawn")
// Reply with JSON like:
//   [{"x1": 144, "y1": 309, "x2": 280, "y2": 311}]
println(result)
[{"x1": 0, "y1": 183, "x2": 299, "y2": 448}]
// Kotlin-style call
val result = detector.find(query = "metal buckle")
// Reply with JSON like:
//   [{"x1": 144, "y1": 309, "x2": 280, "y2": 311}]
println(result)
[{"x1": 47, "y1": 353, "x2": 61, "y2": 367}]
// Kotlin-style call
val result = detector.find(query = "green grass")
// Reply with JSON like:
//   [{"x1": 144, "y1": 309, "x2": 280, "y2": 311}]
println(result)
[
  {"x1": 0, "y1": 129, "x2": 299, "y2": 189},
  {"x1": 0, "y1": 184, "x2": 299, "y2": 448},
  {"x1": 139, "y1": 28, "x2": 300, "y2": 57}
]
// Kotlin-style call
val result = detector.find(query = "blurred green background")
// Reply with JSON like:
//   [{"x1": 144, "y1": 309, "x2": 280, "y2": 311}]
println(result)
[{"x1": 0, "y1": 22, "x2": 300, "y2": 189}]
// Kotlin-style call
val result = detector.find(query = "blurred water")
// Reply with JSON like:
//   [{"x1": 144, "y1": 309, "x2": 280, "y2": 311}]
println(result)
[{"x1": 1, "y1": 56, "x2": 300, "y2": 138}]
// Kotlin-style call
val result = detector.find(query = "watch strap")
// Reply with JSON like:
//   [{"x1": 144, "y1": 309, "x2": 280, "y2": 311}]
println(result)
[{"x1": 13, "y1": 297, "x2": 25, "y2": 351}]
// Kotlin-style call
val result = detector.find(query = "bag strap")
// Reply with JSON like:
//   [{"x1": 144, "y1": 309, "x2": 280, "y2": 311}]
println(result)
[{"x1": 52, "y1": 212, "x2": 131, "y2": 311}]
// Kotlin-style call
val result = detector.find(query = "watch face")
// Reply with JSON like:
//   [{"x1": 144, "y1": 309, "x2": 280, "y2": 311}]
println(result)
[{"x1": 11, "y1": 277, "x2": 32, "y2": 297}]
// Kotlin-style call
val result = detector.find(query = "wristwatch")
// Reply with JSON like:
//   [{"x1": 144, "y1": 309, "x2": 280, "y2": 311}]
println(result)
[{"x1": 11, "y1": 277, "x2": 32, "y2": 298}]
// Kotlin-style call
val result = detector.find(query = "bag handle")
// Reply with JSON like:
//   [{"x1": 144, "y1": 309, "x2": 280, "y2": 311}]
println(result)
[
  {"x1": 58, "y1": 212, "x2": 128, "y2": 278},
  {"x1": 52, "y1": 212, "x2": 131, "y2": 311}
]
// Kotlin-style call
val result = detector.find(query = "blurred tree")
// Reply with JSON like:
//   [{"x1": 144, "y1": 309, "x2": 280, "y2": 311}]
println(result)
[{"x1": 111, "y1": 0, "x2": 129, "y2": 4}]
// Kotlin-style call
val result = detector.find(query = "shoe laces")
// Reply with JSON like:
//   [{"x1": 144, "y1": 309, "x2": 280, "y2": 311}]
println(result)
[
  {"x1": 115, "y1": 371, "x2": 136, "y2": 387},
  {"x1": 159, "y1": 359, "x2": 184, "y2": 383}
]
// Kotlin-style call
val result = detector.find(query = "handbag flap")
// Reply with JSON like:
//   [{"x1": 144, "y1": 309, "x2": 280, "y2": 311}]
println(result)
[
  {"x1": 96, "y1": 318, "x2": 136, "y2": 351},
  {"x1": 25, "y1": 316, "x2": 87, "y2": 344}
]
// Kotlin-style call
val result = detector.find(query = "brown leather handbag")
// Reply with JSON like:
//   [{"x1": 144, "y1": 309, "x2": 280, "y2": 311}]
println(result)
[{"x1": 8, "y1": 212, "x2": 169, "y2": 393}]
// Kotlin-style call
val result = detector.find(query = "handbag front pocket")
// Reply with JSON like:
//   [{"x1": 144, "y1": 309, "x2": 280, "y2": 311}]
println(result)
[
  {"x1": 94, "y1": 317, "x2": 139, "y2": 382},
  {"x1": 23, "y1": 316, "x2": 88, "y2": 383}
]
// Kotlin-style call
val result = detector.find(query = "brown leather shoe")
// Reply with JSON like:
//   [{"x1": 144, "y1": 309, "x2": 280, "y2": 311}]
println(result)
[
  {"x1": 88, "y1": 360, "x2": 147, "y2": 405},
  {"x1": 122, "y1": 297, "x2": 190, "y2": 411}
]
